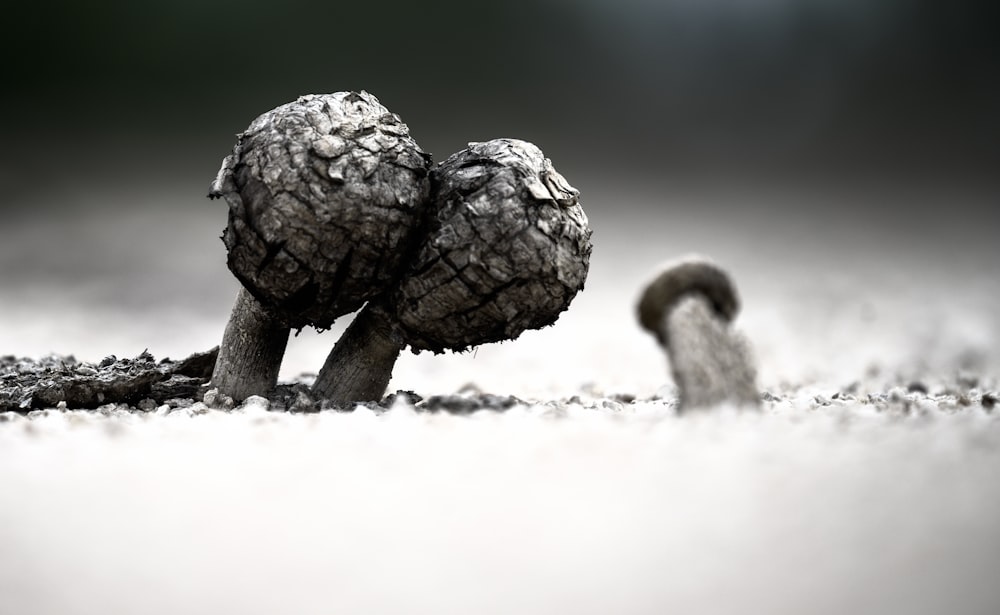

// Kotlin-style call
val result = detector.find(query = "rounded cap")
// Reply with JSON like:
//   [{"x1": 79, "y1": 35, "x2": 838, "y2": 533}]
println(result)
[
  {"x1": 637, "y1": 257, "x2": 740, "y2": 343},
  {"x1": 211, "y1": 91, "x2": 431, "y2": 329},
  {"x1": 391, "y1": 138, "x2": 592, "y2": 353}
]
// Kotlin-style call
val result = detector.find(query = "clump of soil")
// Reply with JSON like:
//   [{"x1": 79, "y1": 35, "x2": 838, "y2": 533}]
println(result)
[
  {"x1": 265, "y1": 386, "x2": 525, "y2": 414},
  {"x1": 0, "y1": 349, "x2": 217, "y2": 412},
  {"x1": 3, "y1": 350, "x2": 997, "y2": 418},
  {"x1": 0, "y1": 350, "x2": 527, "y2": 415}
]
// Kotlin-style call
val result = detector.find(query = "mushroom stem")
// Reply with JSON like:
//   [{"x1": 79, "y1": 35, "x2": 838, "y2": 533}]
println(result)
[
  {"x1": 211, "y1": 287, "x2": 290, "y2": 401},
  {"x1": 312, "y1": 303, "x2": 404, "y2": 406},
  {"x1": 637, "y1": 258, "x2": 759, "y2": 411},
  {"x1": 660, "y1": 295, "x2": 759, "y2": 410}
]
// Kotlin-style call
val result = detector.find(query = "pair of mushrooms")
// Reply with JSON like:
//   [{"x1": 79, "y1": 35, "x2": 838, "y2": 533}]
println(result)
[{"x1": 209, "y1": 91, "x2": 592, "y2": 405}]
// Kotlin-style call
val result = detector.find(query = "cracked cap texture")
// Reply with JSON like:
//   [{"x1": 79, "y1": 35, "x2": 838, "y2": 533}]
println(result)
[
  {"x1": 211, "y1": 91, "x2": 431, "y2": 329},
  {"x1": 392, "y1": 138, "x2": 593, "y2": 353}
]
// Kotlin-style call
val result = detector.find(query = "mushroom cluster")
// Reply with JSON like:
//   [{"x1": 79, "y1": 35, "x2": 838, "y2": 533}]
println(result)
[
  {"x1": 311, "y1": 138, "x2": 592, "y2": 404},
  {"x1": 209, "y1": 92, "x2": 592, "y2": 403}
]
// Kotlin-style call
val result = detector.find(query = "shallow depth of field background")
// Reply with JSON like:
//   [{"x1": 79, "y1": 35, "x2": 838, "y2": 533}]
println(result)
[
  {"x1": 2, "y1": 0, "x2": 997, "y2": 395},
  {"x1": 1, "y1": 2, "x2": 999, "y2": 614}
]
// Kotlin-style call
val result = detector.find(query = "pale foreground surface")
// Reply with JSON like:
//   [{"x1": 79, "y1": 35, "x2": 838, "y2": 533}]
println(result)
[
  {"x1": 2, "y1": 397, "x2": 999, "y2": 615},
  {"x1": 2, "y1": 179, "x2": 999, "y2": 614}
]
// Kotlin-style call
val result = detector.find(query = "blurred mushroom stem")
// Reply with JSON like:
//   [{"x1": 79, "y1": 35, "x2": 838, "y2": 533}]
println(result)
[
  {"x1": 664, "y1": 295, "x2": 759, "y2": 409},
  {"x1": 312, "y1": 302, "x2": 404, "y2": 406},
  {"x1": 637, "y1": 258, "x2": 759, "y2": 410},
  {"x1": 210, "y1": 287, "x2": 290, "y2": 401}
]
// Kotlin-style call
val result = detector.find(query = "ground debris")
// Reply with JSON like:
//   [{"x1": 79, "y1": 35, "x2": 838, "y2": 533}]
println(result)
[
  {"x1": 417, "y1": 393, "x2": 524, "y2": 415},
  {"x1": 0, "y1": 348, "x2": 218, "y2": 412},
  {"x1": 269, "y1": 383, "x2": 322, "y2": 413}
]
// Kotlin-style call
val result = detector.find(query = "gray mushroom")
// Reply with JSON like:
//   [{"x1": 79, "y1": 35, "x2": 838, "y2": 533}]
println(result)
[
  {"x1": 312, "y1": 138, "x2": 593, "y2": 404},
  {"x1": 637, "y1": 257, "x2": 759, "y2": 410},
  {"x1": 209, "y1": 91, "x2": 431, "y2": 401}
]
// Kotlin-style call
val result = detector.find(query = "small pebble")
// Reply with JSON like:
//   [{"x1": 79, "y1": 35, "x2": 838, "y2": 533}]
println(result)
[
  {"x1": 203, "y1": 388, "x2": 234, "y2": 410},
  {"x1": 242, "y1": 395, "x2": 271, "y2": 415},
  {"x1": 381, "y1": 390, "x2": 423, "y2": 409},
  {"x1": 907, "y1": 382, "x2": 928, "y2": 394},
  {"x1": 290, "y1": 394, "x2": 317, "y2": 413},
  {"x1": 186, "y1": 403, "x2": 210, "y2": 416}
]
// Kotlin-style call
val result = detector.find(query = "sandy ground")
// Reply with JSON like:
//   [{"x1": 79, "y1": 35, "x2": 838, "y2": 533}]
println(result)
[{"x1": 2, "y1": 176, "x2": 999, "y2": 614}]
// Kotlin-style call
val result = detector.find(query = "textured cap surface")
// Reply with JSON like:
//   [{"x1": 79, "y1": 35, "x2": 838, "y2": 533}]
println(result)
[
  {"x1": 211, "y1": 91, "x2": 431, "y2": 329},
  {"x1": 637, "y1": 257, "x2": 740, "y2": 343},
  {"x1": 392, "y1": 138, "x2": 592, "y2": 353}
]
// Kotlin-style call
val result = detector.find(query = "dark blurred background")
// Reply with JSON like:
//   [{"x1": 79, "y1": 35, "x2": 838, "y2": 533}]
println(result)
[
  {"x1": 1, "y1": 0, "x2": 998, "y2": 387},
  {"x1": 3, "y1": 0, "x2": 997, "y2": 197}
]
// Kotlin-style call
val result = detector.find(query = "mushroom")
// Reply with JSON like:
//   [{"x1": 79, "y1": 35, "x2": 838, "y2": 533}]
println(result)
[
  {"x1": 637, "y1": 257, "x2": 759, "y2": 410},
  {"x1": 311, "y1": 138, "x2": 593, "y2": 404},
  {"x1": 209, "y1": 91, "x2": 431, "y2": 401}
]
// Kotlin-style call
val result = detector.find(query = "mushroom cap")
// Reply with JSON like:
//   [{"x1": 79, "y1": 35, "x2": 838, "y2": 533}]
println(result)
[
  {"x1": 211, "y1": 91, "x2": 431, "y2": 329},
  {"x1": 637, "y1": 257, "x2": 740, "y2": 343},
  {"x1": 391, "y1": 138, "x2": 592, "y2": 353}
]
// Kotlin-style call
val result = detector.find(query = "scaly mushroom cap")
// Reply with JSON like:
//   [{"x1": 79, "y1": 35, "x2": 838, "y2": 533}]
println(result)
[
  {"x1": 637, "y1": 257, "x2": 740, "y2": 345},
  {"x1": 392, "y1": 138, "x2": 592, "y2": 353},
  {"x1": 210, "y1": 91, "x2": 431, "y2": 329}
]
